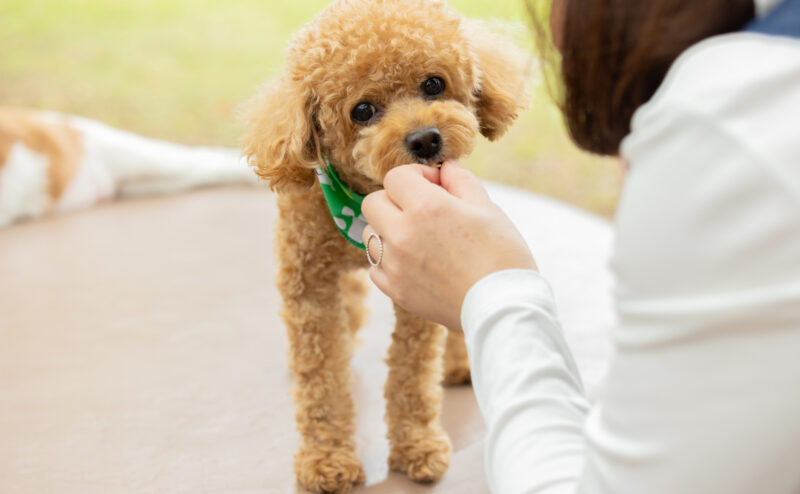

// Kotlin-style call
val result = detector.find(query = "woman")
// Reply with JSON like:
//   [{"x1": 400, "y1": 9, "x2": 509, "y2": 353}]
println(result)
[{"x1": 361, "y1": 0, "x2": 800, "y2": 492}]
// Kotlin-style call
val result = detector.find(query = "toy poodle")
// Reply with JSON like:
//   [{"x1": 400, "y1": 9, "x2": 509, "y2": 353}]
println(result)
[{"x1": 242, "y1": 0, "x2": 528, "y2": 492}]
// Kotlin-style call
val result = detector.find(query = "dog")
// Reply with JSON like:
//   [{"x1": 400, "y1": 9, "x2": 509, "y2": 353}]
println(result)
[
  {"x1": 242, "y1": 0, "x2": 528, "y2": 492},
  {"x1": 0, "y1": 107, "x2": 256, "y2": 227}
]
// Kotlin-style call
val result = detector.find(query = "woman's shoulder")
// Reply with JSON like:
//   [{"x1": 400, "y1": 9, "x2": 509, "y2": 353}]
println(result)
[
  {"x1": 614, "y1": 34, "x2": 800, "y2": 307},
  {"x1": 622, "y1": 32, "x2": 800, "y2": 168},
  {"x1": 637, "y1": 33, "x2": 800, "y2": 119}
]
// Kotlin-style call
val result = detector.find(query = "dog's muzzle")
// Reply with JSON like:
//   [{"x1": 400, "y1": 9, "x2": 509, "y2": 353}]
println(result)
[{"x1": 405, "y1": 127, "x2": 442, "y2": 162}]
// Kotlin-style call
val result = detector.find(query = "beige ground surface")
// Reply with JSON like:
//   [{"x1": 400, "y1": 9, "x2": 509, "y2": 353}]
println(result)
[{"x1": 0, "y1": 184, "x2": 614, "y2": 493}]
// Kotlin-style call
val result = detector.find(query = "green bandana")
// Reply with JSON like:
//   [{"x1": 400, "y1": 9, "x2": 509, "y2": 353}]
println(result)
[{"x1": 316, "y1": 157, "x2": 368, "y2": 250}]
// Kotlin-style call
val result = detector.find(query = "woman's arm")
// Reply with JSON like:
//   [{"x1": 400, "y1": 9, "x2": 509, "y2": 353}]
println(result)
[{"x1": 462, "y1": 269, "x2": 589, "y2": 494}]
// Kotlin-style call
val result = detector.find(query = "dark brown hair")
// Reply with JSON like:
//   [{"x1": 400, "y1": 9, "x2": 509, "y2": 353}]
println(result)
[{"x1": 533, "y1": 0, "x2": 756, "y2": 156}]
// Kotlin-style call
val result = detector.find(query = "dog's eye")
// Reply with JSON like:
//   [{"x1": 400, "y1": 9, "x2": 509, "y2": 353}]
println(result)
[
  {"x1": 422, "y1": 77, "x2": 446, "y2": 97},
  {"x1": 351, "y1": 102, "x2": 377, "y2": 124}
]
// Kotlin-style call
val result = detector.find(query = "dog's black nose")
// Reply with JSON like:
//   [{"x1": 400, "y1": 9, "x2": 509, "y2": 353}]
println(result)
[{"x1": 404, "y1": 127, "x2": 442, "y2": 161}]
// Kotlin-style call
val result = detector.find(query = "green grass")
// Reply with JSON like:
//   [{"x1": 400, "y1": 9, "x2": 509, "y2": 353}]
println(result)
[{"x1": 0, "y1": 0, "x2": 621, "y2": 217}]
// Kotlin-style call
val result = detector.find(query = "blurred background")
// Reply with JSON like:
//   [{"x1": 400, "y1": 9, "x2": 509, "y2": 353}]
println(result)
[
  {"x1": 1, "y1": 4, "x2": 619, "y2": 490},
  {"x1": 0, "y1": 0, "x2": 622, "y2": 217}
]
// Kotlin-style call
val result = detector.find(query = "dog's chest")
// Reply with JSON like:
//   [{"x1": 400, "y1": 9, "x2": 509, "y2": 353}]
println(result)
[{"x1": 277, "y1": 186, "x2": 370, "y2": 270}]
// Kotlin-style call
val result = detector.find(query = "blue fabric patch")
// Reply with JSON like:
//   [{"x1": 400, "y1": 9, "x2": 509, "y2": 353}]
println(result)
[{"x1": 746, "y1": 0, "x2": 800, "y2": 38}]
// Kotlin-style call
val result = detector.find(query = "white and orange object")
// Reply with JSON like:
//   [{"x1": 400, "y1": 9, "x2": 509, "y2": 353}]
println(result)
[{"x1": 0, "y1": 107, "x2": 257, "y2": 227}]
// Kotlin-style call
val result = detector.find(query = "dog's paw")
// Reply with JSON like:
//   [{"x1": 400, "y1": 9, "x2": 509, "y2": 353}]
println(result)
[
  {"x1": 442, "y1": 361, "x2": 471, "y2": 386},
  {"x1": 443, "y1": 331, "x2": 471, "y2": 386},
  {"x1": 388, "y1": 429, "x2": 452, "y2": 483},
  {"x1": 295, "y1": 445, "x2": 365, "y2": 494}
]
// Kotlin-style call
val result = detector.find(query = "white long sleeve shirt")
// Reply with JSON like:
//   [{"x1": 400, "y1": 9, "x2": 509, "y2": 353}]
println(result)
[{"x1": 462, "y1": 33, "x2": 800, "y2": 494}]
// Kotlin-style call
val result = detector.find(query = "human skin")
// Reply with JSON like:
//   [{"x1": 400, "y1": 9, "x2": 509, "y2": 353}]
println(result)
[
  {"x1": 361, "y1": 161, "x2": 537, "y2": 331},
  {"x1": 360, "y1": 2, "x2": 569, "y2": 330}
]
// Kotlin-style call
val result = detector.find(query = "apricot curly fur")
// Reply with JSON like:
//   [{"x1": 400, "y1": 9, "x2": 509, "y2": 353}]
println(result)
[
  {"x1": 443, "y1": 328, "x2": 472, "y2": 385},
  {"x1": 242, "y1": 1, "x2": 529, "y2": 492}
]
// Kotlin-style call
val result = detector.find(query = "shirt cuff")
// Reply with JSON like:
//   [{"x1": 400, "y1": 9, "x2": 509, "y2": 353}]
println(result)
[{"x1": 461, "y1": 269, "x2": 557, "y2": 337}]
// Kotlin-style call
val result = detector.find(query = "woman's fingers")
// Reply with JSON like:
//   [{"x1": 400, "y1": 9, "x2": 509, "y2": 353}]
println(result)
[
  {"x1": 382, "y1": 164, "x2": 444, "y2": 210},
  {"x1": 361, "y1": 189, "x2": 402, "y2": 229},
  {"x1": 366, "y1": 260, "x2": 393, "y2": 297},
  {"x1": 419, "y1": 164, "x2": 442, "y2": 185},
  {"x1": 378, "y1": 162, "x2": 488, "y2": 213}
]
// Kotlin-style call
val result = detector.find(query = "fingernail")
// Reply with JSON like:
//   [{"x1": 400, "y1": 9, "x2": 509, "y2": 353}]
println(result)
[{"x1": 444, "y1": 160, "x2": 461, "y2": 168}]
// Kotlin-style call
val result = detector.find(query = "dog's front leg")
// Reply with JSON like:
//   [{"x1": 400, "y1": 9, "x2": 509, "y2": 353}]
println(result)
[
  {"x1": 277, "y1": 235, "x2": 365, "y2": 493},
  {"x1": 384, "y1": 304, "x2": 452, "y2": 483}
]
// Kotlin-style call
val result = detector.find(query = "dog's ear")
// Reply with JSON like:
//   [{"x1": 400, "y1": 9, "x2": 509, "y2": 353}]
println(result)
[
  {"x1": 242, "y1": 78, "x2": 317, "y2": 194},
  {"x1": 467, "y1": 22, "x2": 531, "y2": 141}
]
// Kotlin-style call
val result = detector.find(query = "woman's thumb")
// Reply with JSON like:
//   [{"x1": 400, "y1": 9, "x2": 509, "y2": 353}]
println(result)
[{"x1": 440, "y1": 161, "x2": 491, "y2": 202}]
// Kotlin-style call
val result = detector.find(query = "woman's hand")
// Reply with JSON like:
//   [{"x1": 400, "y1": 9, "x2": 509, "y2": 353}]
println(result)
[{"x1": 361, "y1": 161, "x2": 537, "y2": 331}]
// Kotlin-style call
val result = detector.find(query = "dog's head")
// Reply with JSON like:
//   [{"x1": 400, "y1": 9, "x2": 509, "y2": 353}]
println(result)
[{"x1": 243, "y1": 0, "x2": 529, "y2": 195}]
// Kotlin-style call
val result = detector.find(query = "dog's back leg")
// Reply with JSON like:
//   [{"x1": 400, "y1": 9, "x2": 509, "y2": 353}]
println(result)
[
  {"x1": 385, "y1": 304, "x2": 452, "y2": 483},
  {"x1": 442, "y1": 328, "x2": 471, "y2": 385}
]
